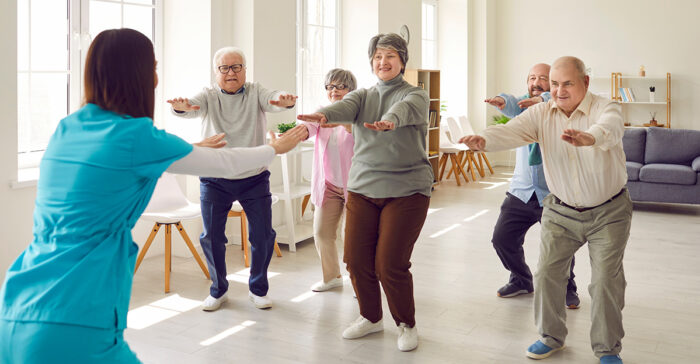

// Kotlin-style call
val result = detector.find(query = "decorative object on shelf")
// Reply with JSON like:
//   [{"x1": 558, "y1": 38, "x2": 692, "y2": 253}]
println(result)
[
  {"x1": 492, "y1": 115, "x2": 511, "y2": 125},
  {"x1": 399, "y1": 24, "x2": 410, "y2": 43},
  {"x1": 417, "y1": 81, "x2": 424, "y2": 89},
  {"x1": 639, "y1": 65, "x2": 645, "y2": 77},
  {"x1": 611, "y1": 72, "x2": 671, "y2": 128},
  {"x1": 276, "y1": 121, "x2": 297, "y2": 134},
  {"x1": 643, "y1": 111, "x2": 663, "y2": 127},
  {"x1": 649, "y1": 86, "x2": 656, "y2": 103}
]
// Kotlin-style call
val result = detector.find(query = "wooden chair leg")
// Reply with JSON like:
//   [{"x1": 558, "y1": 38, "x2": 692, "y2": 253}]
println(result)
[
  {"x1": 467, "y1": 152, "x2": 479, "y2": 180},
  {"x1": 301, "y1": 194, "x2": 311, "y2": 216},
  {"x1": 456, "y1": 154, "x2": 470, "y2": 182},
  {"x1": 274, "y1": 240, "x2": 283, "y2": 257},
  {"x1": 165, "y1": 224, "x2": 171, "y2": 293},
  {"x1": 449, "y1": 154, "x2": 461, "y2": 186},
  {"x1": 135, "y1": 223, "x2": 161, "y2": 273},
  {"x1": 175, "y1": 222, "x2": 210, "y2": 279},
  {"x1": 447, "y1": 152, "x2": 460, "y2": 179},
  {"x1": 480, "y1": 152, "x2": 495, "y2": 174},
  {"x1": 474, "y1": 152, "x2": 486, "y2": 177},
  {"x1": 241, "y1": 211, "x2": 250, "y2": 268},
  {"x1": 438, "y1": 154, "x2": 448, "y2": 181}
]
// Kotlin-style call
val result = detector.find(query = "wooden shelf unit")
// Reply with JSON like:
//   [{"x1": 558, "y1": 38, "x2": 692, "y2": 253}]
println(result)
[
  {"x1": 611, "y1": 72, "x2": 671, "y2": 128},
  {"x1": 405, "y1": 69, "x2": 440, "y2": 185}
]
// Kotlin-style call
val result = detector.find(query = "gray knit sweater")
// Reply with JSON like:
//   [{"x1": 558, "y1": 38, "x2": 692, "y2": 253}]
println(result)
[
  {"x1": 318, "y1": 75, "x2": 433, "y2": 198},
  {"x1": 172, "y1": 82, "x2": 288, "y2": 179}
]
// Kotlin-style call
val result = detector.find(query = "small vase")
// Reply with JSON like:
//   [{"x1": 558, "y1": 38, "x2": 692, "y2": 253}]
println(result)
[{"x1": 649, "y1": 92, "x2": 655, "y2": 103}]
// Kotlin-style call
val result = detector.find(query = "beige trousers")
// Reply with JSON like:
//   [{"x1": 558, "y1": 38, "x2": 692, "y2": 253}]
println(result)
[
  {"x1": 535, "y1": 190, "x2": 632, "y2": 358},
  {"x1": 313, "y1": 182, "x2": 346, "y2": 282}
]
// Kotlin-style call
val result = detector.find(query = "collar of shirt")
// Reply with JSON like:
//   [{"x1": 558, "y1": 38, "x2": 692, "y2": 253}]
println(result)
[
  {"x1": 221, "y1": 85, "x2": 245, "y2": 95},
  {"x1": 550, "y1": 91, "x2": 593, "y2": 117}
]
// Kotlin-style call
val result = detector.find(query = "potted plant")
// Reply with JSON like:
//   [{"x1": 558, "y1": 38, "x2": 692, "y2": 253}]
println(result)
[{"x1": 276, "y1": 121, "x2": 297, "y2": 135}]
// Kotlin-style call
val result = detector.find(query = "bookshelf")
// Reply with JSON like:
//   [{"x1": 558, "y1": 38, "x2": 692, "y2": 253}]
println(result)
[
  {"x1": 404, "y1": 69, "x2": 440, "y2": 185},
  {"x1": 611, "y1": 72, "x2": 671, "y2": 128}
]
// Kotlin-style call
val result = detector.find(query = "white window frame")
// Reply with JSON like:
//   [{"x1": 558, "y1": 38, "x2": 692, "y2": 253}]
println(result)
[
  {"x1": 17, "y1": 0, "x2": 162, "y2": 171},
  {"x1": 421, "y1": 0, "x2": 438, "y2": 70},
  {"x1": 296, "y1": 0, "x2": 341, "y2": 115}
]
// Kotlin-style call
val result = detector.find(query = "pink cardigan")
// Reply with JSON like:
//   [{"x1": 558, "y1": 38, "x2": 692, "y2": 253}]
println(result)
[{"x1": 303, "y1": 122, "x2": 354, "y2": 207}]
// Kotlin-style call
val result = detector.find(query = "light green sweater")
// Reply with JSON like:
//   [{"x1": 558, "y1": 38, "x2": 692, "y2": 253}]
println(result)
[{"x1": 319, "y1": 75, "x2": 433, "y2": 198}]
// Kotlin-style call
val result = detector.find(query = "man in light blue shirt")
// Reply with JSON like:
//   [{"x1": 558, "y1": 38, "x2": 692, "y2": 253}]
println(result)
[{"x1": 485, "y1": 63, "x2": 579, "y2": 308}]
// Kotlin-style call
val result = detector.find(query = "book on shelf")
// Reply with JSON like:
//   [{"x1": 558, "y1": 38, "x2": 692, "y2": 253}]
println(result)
[
  {"x1": 628, "y1": 88, "x2": 636, "y2": 102},
  {"x1": 428, "y1": 110, "x2": 437, "y2": 128},
  {"x1": 618, "y1": 87, "x2": 636, "y2": 102}
]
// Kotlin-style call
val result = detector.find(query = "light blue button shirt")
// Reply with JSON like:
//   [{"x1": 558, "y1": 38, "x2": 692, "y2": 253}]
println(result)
[
  {"x1": 0, "y1": 103, "x2": 192, "y2": 330},
  {"x1": 495, "y1": 92, "x2": 551, "y2": 206}
]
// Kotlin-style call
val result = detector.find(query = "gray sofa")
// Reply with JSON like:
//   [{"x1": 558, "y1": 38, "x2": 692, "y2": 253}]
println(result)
[{"x1": 622, "y1": 127, "x2": 700, "y2": 204}]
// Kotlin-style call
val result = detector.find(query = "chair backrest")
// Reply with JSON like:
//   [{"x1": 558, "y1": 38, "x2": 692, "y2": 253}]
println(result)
[
  {"x1": 439, "y1": 119, "x2": 457, "y2": 147},
  {"x1": 458, "y1": 115, "x2": 476, "y2": 135},
  {"x1": 446, "y1": 116, "x2": 464, "y2": 141},
  {"x1": 143, "y1": 173, "x2": 190, "y2": 213}
]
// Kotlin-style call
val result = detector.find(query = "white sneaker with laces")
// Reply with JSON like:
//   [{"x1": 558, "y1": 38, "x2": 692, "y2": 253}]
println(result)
[
  {"x1": 311, "y1": 277, "x2": 344, "y2": 292},
  {"x1": 342, "y1": 316, "x2": 383, "y2": 339},
  {"x1": 397, "y1": 323, "x2": 418, "y2": 351},
  {"x1": 201, "y1": 294, "x2": 228, "y2": 311},
  {"x1": 248, "y1": 291, "x2": 272, "y2": 309}
]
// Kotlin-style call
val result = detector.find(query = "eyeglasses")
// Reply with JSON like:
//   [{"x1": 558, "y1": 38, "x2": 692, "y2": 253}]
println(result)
[
  {"x1": 325, "y1": 84, "x2": 348, "y2": 91},
  {"x1": 218, "y1": 64, "x2": 245, "y2": 74}
]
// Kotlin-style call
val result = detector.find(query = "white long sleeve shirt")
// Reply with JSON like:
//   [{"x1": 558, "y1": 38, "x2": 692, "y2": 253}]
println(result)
[{"x1": 480, "y1": 92, "x2": 627, "y2": 208}]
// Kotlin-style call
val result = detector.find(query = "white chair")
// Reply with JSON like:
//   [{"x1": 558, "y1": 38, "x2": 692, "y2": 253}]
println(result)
[
  {"x1": 438, "y1": 120, "x2": 471, "y2": 185},
  {"x1": 445, "y1": 116, "x2": 480, "y2": 181},
  {"x1": 134, "y1": 173, "x2": 210, "y2": 293},
  {"x1": 456, "y1": 115, "x2": 495, "y2": 177},
  {"x1": 228, "y1": 195, "x2": 283, "y2": 268}
]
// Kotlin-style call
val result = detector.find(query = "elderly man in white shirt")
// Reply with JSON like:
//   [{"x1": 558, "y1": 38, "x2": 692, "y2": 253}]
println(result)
[{"x1": 460, "y1": 56, "x2": 631, "y2": 364}]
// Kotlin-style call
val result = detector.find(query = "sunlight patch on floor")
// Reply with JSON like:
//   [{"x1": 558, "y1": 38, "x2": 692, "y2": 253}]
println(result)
[
  {"x1": 127, "y1": 294, "x2": 201, "y2": 330},
  {"x1": 199, "y1": 320, "x2": 256, "y2": 346}
]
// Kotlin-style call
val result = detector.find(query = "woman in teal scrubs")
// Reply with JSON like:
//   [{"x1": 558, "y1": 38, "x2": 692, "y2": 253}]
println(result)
[{"x1": 0, "y1": 29, "x2": 305, "y2": 363}]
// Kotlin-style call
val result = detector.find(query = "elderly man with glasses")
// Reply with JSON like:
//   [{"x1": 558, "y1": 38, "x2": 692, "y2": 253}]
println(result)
[{"x1": 168, "y1": 46, "x2": 301, "y2": 311}]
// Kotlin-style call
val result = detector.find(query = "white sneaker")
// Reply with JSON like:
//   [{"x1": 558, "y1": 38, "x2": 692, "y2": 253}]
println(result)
[
  {"x1": 202, "y1": 294, "x2": 228, "y2": 311},
  {"x1": 342, "y1": 316, "x2": 383, "y2": 339},
  {"x1": 248, "y1": 291, "x2": 272, "y2": 309},
  {"x1": 311, "y1": 277, "x2": 344, "y2": 292},
  {"x1": 397, "y1": 323, "x2": 418, "y2": 351}
]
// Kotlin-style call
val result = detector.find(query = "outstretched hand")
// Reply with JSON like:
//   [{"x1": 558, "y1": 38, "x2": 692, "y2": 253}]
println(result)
[
  {"x1": 167, "y1": 97, "x2": 200, "y2": 112},
  {"x1": 297, "y1": 112, "x2": 328, "y2": 125},
  {"x1": 269, "y1": 94, "x2": 298, "y2": 108},
  {"x1": 517, "y1": 96, "x2": 543, "y2": 109},
  {"x1": 458, "y1": 135, "x2": 486, "y2": 151},
  {"x1": 484, "y1": 96, "x2": 506, "y2": 110},
  {"x1": 269, "y1": 125, "x2": 307, "y2": 154},
  {"x1": 363, "y1": 120, "x2": 395, "y2": 131},
  {"x1": 194, "y1": 133, "x2": 227, "y2": 148},
  {"x1": 561, "y1": 129, "x2": 595, "y2": 147}
]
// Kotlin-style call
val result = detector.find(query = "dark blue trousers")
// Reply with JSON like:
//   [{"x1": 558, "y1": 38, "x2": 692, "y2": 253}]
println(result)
[
  {"x1": 491, "y1": 192, "x2": 577, "y2": 292},
  {"x1": 199, "y1": 171, "x2": 276, "y2": 298}
]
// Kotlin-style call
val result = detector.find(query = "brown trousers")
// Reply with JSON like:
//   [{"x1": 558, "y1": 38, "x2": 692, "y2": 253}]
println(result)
[{"x1": 344, "y1": 191, "x2": 430, "y2": 327}]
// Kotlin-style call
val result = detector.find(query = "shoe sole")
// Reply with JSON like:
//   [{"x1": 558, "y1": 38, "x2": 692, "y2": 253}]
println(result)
[
  {"x1": 526, "y1": 345, "x2": 565, "y2": 359},
  {"x1": 311, "y1": 281, "x2": 344, "y2": 292},
  {"x1": 342, "y1": 326, "x2": 384, "y2": 339},
  {"x1": 202, "y1": 297, "x2": 228, "y2": 312},
  {"x1": 497, "y1": 289, "x2": 532, "y2": 298},
  {"x1": 566, "y1": 304, "x2": 580, "y2": 309},
  {"x1": 398, "y1": 341, "x2": 418, "y2": 352},
  {"x1": 250, "y1": 298, "x2": 272, "y2": 309}
]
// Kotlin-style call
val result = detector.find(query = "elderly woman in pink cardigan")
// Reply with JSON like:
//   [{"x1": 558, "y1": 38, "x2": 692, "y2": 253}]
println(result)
[{"x1": 300, "y1": 68, "x2": 357, "y2": 292}]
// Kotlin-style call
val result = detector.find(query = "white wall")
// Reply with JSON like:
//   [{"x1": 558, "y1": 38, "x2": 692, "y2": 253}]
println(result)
[
  {"x1": 378, "y1": 0, "x2": 422, "y2": 70},
  {"x1": 493, "y1": 0, "x2": 700, "y2": 131},
  {"x1": 342, "y1": 0, "x2": 379, "y2": 88}
]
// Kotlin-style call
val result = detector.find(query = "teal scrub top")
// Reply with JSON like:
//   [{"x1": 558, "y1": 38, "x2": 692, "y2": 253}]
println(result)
[{"x1": 0, "y1": 103, "x2": 193, "y2": 329}]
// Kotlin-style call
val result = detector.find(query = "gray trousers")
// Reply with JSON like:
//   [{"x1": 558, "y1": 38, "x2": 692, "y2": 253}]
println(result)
[{"x1": 535, "y1": 190, "x2": 632, "y2": 358}]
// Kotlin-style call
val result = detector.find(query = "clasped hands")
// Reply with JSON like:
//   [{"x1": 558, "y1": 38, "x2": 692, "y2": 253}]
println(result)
[{"x1": 296, "y1": 113, "x2": 395, "y2": 131}]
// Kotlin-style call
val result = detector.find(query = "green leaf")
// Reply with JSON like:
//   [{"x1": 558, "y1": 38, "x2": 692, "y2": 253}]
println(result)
[{"x1": 277, "y1": 121, "x2": 297, "y2": 133}]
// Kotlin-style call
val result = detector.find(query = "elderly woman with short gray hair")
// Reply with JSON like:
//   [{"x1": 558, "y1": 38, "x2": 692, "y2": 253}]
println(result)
[
  {"x1": 298, "y1": 33, "x2": 432, "y2": 352},
  {"x1": 299, "y1": 69, "x2": 357, "y2": 293}
]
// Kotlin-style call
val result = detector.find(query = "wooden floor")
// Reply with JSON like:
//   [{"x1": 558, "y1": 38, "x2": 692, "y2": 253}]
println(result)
[{"x1": 127, "y1": 167, "x2": 700, "y2": 364}]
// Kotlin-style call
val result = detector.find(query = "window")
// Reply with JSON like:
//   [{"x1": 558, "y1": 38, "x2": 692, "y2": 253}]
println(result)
[
  {"x1": 297, "y1": 0, "x2": 340, "y2": 114},
  {"x1": 422, "y1": 0, "x2": 438, "y2": 69},
  {"x1": 17, "y1": 0, "x2": 159, "y2": 169}
]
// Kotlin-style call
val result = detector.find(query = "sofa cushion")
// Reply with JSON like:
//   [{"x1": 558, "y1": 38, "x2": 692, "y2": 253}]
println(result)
[
  {"x1": 622, "y1": 128, "x2": 646, "y2": 163},
  {"x1": 693, "y1": 156, "x2": 700, "y2": 172},
  {"x1": 626, "y1": 161, "x2": 642, "y2": 181},
  {"x1": 645, "y1": 128, "x2": 700, "y2": 165},
  {"x1": 639, "y1": 164, "x2": 697, "y2": 185}
]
